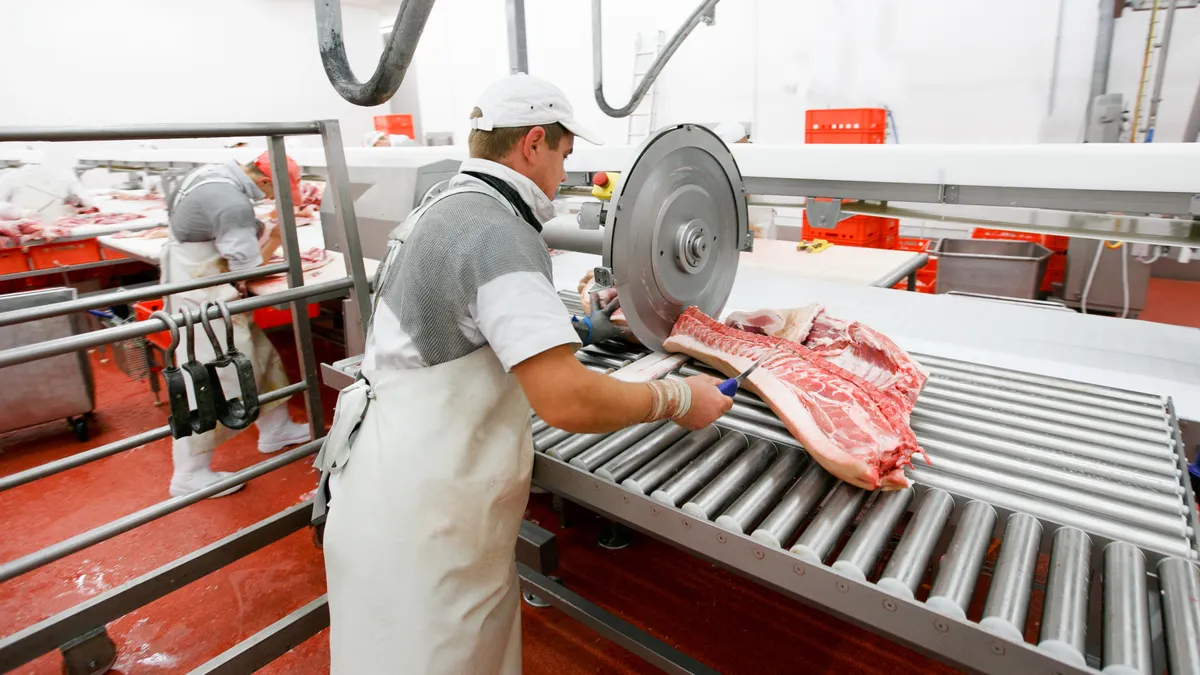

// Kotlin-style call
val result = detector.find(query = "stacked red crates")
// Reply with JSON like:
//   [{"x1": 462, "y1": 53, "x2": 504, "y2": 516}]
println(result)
[
  {"x1": 801, "y1": 212, "x2": 899, "y2": 249},
  {"x1": 971, "y1": 228, "x2": 1069, "y2": 294},
  {"x1": 804, "y1": 109, "x2": 895, "y2": 251},
  {"x1": 890, "y1": 237, "x2": 937, "y2": 293}
]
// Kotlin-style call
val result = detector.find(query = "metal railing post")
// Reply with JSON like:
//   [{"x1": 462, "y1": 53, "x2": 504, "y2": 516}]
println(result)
[
  {"x1": 318, "y1": 120, "x2": 373, "y2": 356},
  {"x1": 267, "y1": 136, "x2": 324, "y2": 438}
]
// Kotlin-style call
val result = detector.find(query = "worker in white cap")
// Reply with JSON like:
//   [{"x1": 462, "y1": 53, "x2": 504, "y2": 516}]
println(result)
[
  {"x1": 714, "y1": 121, "x2": 750, "y2": 144},
  {"x1": 162, "y1": 151, "x2": 311, "y2": 498},
  {"x1": 317, "y1": 73, "x2": 732, "y2": 674}
]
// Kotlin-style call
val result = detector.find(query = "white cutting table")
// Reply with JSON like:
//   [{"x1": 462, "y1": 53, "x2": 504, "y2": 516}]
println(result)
[
  {"x1": 550, "y1": 239, "x2": 927, "y2": 296},
  {"x1": 97, "y1": 221, "x2": 379, "y2": 296}
]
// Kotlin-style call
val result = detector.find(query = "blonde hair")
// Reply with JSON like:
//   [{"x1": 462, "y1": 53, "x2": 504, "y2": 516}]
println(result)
[{"x1": 468, "y1": 107, "x2": 568, "y2": 161}]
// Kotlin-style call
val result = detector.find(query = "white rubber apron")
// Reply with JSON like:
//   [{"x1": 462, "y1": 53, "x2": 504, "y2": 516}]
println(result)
[
  {"x1": 322, "y1": 347, "x2": 533, "y2": 674},
  {"x1": 160, "y1": 236, "x2": 289, "y2": 455}
]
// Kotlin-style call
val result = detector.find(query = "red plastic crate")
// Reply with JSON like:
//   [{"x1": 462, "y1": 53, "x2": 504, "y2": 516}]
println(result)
[
  {"x1": 27, "y1": 239, "x2": 102, "y2": 270},
  {"x1": 897, "y1": 237, "x2": 932, "y2": 253},
  {"x1": 972, "y1": 228, "x2": 1069, "y2": 253},
  {"x1": 374, "y1": 114, "x2": 415, "y2": 139},
  {"x1": 805, "y1": 130, "x2": 885, "y2": 144},
  {"x1": 802, "y1": 213, "x2": 899, "y2": 247},
  {"x1": 133, "y1": 299, "x2": 173, "y2": 351},
  {"x1": 806, "y1": 108, "x2": 887, "y2": 133},
  {"x1": 1041, "y1": 253, "x2": 1067, "y2": 293},
  {"x1": 892, "y1": 276, "x2": 935, "y2": 294},
  {"x1": 254, "y1": 303, "x2": 319, "y2": 330},
  {"x1": 0, "y1": 249, "x2": 29, "y2": 275}
]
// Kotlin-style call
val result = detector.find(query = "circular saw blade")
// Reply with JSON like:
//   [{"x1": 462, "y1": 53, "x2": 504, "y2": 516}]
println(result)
[{"x1": 603, "y1": 124, "x2": 748, "y2": 351}]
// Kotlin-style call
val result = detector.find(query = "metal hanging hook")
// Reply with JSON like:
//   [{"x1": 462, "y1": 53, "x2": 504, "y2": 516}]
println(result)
[
  {"x1": 217, "y1": 301, "x2": 235, "y2": 355},
  {"x1": 199, "y1": 301, "x2": 225, "y2": 356},
  {"x1": 316, "y1": 0, "x2": 436, "y2": 106},
  {"x1": 592, "y1": 0, "x2": 719, "y2": 118},
  {"x1": 149, "y1": 310, "x2": 180, "y2": 367},
  {"x1": 181, "y1": 307, "x2": 199, "y2": 365}
]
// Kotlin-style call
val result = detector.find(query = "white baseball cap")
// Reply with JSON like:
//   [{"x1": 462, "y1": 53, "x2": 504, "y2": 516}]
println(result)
[{"x1": 470, "y1": 74, "x2": 603, "y2": 145}]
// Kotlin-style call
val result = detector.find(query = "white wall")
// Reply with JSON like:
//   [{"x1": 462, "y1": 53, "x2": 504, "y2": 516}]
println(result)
[
  {"x1": 0, "y1": 0, "x2": 389, "y2": 148},
  {"x1": 411, "y1": 0, "x2": 1200, "y2": 146}
]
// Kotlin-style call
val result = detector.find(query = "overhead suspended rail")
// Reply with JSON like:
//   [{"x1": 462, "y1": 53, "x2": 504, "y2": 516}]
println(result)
[
  {"x1": 316, "y1": 0, "x2": 436, "y2": 106},
  {"x1": 592, "y1": 0, "x2": 719, "y2": 118}
]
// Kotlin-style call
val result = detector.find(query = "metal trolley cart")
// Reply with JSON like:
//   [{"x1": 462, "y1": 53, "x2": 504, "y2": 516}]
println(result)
[{"x1": 0, "y1": 287, "x2": 95, "y2": 441}]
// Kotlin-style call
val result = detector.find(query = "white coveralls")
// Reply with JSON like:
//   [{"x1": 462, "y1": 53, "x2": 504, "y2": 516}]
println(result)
[
  {"x1": 318, "y1": 169, "x2": 572, "y2": 674},
  {"x1": 162, "y1": 166, "x2": 297, "y2": 490}
]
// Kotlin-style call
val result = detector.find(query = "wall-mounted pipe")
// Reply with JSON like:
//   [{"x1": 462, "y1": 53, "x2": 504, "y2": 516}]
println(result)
[
  {"x1": 1144, "y1": 0, "x2": 1180, "y2": 141},
  {"x1": 592, "y1": 0, "x2": 720, "y2": 118},
  {"x1": 316, "y1": 0, "x2": 436, "y2": 107}
]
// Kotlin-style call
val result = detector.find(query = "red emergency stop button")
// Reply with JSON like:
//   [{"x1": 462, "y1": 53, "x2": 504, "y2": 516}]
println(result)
[{"x1": 592, "y1": 172, "x2": 609, "y2": 188}]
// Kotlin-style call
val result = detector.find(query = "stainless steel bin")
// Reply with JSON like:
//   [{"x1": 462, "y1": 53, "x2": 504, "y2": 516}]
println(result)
[
  {"x1": 933, "y1": 239, "x2": 1052, "y2": 299},
  {"x1": 0, "y1": 287, "x2": 96, "y2": 440}
]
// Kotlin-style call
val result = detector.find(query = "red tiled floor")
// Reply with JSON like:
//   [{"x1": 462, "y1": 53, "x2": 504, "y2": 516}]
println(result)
[{"x1": 1140, "y1": 278, "x2": 1200, "y2": 328}]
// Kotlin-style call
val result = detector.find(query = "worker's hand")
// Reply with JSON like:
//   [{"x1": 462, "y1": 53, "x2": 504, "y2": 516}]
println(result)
[
  {"x1": 261, "y1": 223, "x2": 283, "y2": 259},
  {"x1": 572, "y1": 296, "x2": 629, "y2": 346},
  {"x1": 674, "y1": 375, "x2": 733, "y2": 430}
]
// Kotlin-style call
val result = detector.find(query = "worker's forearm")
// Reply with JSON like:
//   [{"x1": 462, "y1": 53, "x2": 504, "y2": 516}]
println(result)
[{"x1": 545, "y1": 367, "x2": 655, "y2": 434}]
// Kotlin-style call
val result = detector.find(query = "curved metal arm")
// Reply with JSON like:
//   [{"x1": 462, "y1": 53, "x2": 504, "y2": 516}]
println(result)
[
  {"x1": 592, "y1": 0, "x2": 719, "y2": 118},
  {"x1": 316, "y1": 0, "x2": 436, "y2": 107}
]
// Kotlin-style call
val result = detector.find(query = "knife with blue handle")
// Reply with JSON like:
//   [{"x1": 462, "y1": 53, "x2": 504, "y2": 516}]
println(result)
[{"x1": 717, "y1": 340, "x2": 783, "y2": 397}]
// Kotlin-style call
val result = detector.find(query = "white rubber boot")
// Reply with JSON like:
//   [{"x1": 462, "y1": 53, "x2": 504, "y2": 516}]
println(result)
[
  {"x1": 256, "y1": 403, "x2": 311, "y2": 454},
  {"x1": 169, "y1": 438, "x2": 245, "y2": 499}
]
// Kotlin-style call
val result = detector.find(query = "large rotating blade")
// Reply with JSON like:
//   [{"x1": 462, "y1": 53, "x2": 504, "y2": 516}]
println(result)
[{"x1": 603, "y1": 124, "x2": 749, "y2": 351}]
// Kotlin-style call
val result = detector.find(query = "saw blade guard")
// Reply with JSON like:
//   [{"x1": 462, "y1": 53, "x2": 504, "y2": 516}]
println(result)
[{"x1": 602, "y1": 124, "x2": 749, "y2": 350}]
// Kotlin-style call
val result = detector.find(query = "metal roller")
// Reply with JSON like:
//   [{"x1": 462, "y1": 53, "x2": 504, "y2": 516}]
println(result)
[
  {"x1": 714, "y1": 414, "x2": 801, "y2": 450},
  {"x1": 534, "y1": 427, "x2": 572, "y2": 453},
  {"x1": 576, "y1": 352, "x2": 630, "y2": 370},
  {"x1": 564, "y1": 422, "x2": 663, "y2": 467},
  {"x1": 790, "y1": 482, "x2": 870, "y2": 565},
  {"x1": 922, "y1": 366, "x2": 1169, "y2": 416},
  {"x1": 915, "y1": 395, "x2": 1174, "y2": 460},
  {"x1": 651, "y1": 432, "x2": 749, "y2": 507},
  {"x1": 911, "y1": 426, "x2": 1184, "y2": 498},
  {"x1": 1038, "y1": 527, "x2": 1092, "y2": 668},
  {"x1": 921, "y1": 379, "x2": 1169, "y2": 432},
  {"x1": 878, "y1": 488, "x2": 955, "y2": 601},
  {"x1": 681, "y1": 440, "x2": 777, "y2": 520},
  {"x1": 623, "y1": 426, "x2": 722, "y2": 495},
  {"x1": 926, "y1": 500, "x2": 997, "y2": 620},
  {"x1": 725, "y1": 400, "x2": 788, "y2": 432},
  {"x1": 531, "y1": 418, "x2": 549, "y2": 436},
  {"x1": 548, "y1": 431, "x2": 612, "y2": 462},
  {"x1": 831, "y1": 488, "x2": 914, "y2": 583},
  {"x1": 714, "y1": 450, "x2": 807, "y2": 535},
  {"x1": 979, "y1": 513, "x2": 1042, "y2": 642},
  {"x1": 911, "y1": 407, "x2": 1178, "y2": 476},
  {"x1": 1101, "y1": 542, "x2": 1152, "y2": 675},
  {"x1": 909, "y1": 466, "x2": 1195, "y2": 559},
  {"x1": 1158, "y1": 557, "x2": 1200, "y2": 675},
  {"x1": 750, "y1": 463, "x2": 837, "y2": 549},
  {"x1": 594, "y1": 424, "x2": 690, "y2": 483},
  {"x1": 914, "y1": 354, "x2": 1167, "y2": 406},
  {"x1": 919, "y1": 386, "x2": 1172, "y2": 444},
  {"x1": 913, "y1": 452, "x2": 1188, "y2": 537}
]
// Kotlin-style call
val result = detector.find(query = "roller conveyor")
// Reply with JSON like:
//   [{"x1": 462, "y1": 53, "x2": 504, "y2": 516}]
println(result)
[{"x1": 533, "y1": 292, "x2": 1200, "y2": 674}]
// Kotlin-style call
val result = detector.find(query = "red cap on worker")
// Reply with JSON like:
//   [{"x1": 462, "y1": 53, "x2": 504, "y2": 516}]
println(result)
[{"x1": 254, "y1": 151, "x2": 302, "y2": 204}]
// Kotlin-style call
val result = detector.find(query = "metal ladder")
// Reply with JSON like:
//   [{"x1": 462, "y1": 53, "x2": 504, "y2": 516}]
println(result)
[{"x1": 626, "y1": 31, "x2": 666, "y2": 145}]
